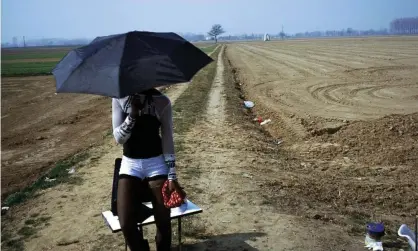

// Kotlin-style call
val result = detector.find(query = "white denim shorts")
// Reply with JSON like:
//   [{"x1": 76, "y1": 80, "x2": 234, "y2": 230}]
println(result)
[{"x1": 119, "y1": 155, "x2": 169, "y2": 179}]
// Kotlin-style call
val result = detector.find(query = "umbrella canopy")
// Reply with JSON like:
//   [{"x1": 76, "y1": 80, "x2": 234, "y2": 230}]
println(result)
[{"x1": 52, "y1": 31, "x2": 214, "y2": 98}]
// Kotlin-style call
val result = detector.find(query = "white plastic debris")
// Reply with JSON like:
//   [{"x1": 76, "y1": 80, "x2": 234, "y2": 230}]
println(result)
[
  {"x1": 45, "y1": 177, "x2": 56, "y2": 182},
  {"x1": 1, "y1": 207, "x2": 9, "y2": 215},
  {"x1": 365, "y1": 237, "x2": 383, "y2": 251},
  {"x1": 244, "y1": 101, "x2": 254, "y2": 108},
  {"x1": 398, "y1": 224, "x2": 416, "y2": 251},
  {"x1": 260, "y1": 119, "x2": 271, "y2": 125},
  {"x1": 68, "y1": 167, "x2": 75, "y2": 174}
]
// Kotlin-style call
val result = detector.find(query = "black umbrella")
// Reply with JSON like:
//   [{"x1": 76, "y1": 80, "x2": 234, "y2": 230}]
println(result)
[{"x1": 52, "y1": 31, "x2": 214, "y2": 98}]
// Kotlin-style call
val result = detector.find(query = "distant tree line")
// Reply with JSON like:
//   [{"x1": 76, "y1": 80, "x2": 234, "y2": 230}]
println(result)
[
  {"x1": 216, "y1": 16, "x2": 418, "y2": 42},
  {"x1": 390, "y1": 17, "x2": 418, "y2": 34},
  {"x1": 3, "y1": 17, "x2": 417, "y2": 48},
  {"x1": 291, "y1": 17, "x2": 418, "y2": 39}
]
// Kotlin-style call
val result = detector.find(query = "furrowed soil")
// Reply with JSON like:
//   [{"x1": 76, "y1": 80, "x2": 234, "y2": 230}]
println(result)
[
  {"x1": 1, "y1": 45, "x2": 364, "y2": 251},
  {"x1": 1, "y1": 76, "x2": 112, "y2": 198},
  {"x1": 226, "y1": 37, "x2": 418, "y2": 250},
  {"x1": 2, "y1": 38, "x2": 417, "y2": 251}
]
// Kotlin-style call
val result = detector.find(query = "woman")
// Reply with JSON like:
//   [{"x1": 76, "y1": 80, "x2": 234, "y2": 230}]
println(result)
[{"x1": 112, "y1": 87, "x2": 182, "y2": 251}]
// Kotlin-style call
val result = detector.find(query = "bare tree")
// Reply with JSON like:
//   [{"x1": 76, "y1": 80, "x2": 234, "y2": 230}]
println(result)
[
  {"x1": 390, "y1": 17, "x2": 418, "y2": 34},
  {"x1": 208, "y1": 24, "x2": 225, "y2": 43}
]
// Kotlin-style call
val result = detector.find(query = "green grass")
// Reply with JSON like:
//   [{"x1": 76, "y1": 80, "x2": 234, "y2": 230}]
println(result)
[
  {"x1": 2, "y1": 214, "x2": 52, "y2": 251},
  {"x1": 200, "y1": 44, "x2": 218, "y2": 54},
  {"x1": 1, "y1": 51, "x2": 69, "y2": 61},
  {"x1": 2, "y1": 152, "x2": 90, "y2": 207},
  {"x1": 1, "y1": 45, "x2": 216, "y2": 77},
  {"x1": 1, "y1": 61, "x2": 58, "y2": 77}
]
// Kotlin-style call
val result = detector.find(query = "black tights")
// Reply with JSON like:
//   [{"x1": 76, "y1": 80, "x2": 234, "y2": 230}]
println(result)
[{"x1": 117, "y1": 175, "x2": 172, "y2": 251}]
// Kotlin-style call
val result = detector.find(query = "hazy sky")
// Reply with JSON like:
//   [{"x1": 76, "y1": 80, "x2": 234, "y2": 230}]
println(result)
[{"x1": 2, "y1": 0, "x2": 417, "y2": 42}]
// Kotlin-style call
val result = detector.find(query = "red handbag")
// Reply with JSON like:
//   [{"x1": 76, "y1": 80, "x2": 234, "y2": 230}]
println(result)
[{"x1": 162, "y1": 180, "x2": 186, "y2": 208}]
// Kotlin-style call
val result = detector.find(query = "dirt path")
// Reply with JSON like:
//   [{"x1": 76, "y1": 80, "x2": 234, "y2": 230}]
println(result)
[
  {"x1": 2, "y1": 46, "x2": 369, "y2": 251},
  {"x1": 174, "y1": 46, "x2": 364, "y2": 250},
  {"x1": 0, "y1": 49, "x2": 219, "y2": 251},
  {"x1": 0, "y1": 81, "x2": 192, "y2": 251}
]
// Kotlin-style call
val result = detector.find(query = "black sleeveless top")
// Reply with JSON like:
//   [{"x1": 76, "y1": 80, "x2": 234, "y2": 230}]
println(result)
[{"x1": 123, "y1": 89, "x2": 163, "y2": 159}]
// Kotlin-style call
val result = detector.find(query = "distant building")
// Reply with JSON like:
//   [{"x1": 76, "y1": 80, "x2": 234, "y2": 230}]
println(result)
[{"x1": 263, "y1": 33, "x2": 270, "y2": 41}]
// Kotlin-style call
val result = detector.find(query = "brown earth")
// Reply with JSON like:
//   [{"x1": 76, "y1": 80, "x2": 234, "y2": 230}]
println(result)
[
  {"x1": 1, "y1": 76, "x2": 112, "y2": 198},
  {"x1": 1, "y1": 46, "x2": 369, "y2": 251},
  {"x1": 226, "y1": 37, "x2": 418, "y2": 248},
  {"x1": 0, "y1": 76, "x2": 177, "y2": 199},
  {"x1": 1, "y1": 39, "x2": 417, "y2": 251}
]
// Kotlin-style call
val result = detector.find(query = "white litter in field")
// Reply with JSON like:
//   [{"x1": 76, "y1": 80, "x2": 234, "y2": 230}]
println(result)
[
  {"x1": 1, "y1": 207, "x2": 9, "y2": 215},
  {"x1": 260, "y1": 119, "x2": 271, "y2": 125},
  {"x1": 45, "y1": 177, "x2": 56, "y2": 182},
  {"x1": 398, "y1": 224, "x2": 416, "y2": 251},
  {"x1": 68, "y1": 167, "x2": 75, "y2": 174},
  {"x1": 244, "y1": 101, "x2": 254, "y2": 108}
]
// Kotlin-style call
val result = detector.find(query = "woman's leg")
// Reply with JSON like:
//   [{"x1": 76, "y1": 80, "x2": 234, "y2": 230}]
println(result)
[
  {"x1": 117, "y1": 175, "x2": 144, "y2": 251},
  {"x1": 148, "y1": 178, "x2": 172, "y2": 251}
]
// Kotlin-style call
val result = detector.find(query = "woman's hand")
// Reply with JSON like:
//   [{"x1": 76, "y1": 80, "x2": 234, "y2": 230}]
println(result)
[
  {"x1": 129, "y1": 97, "x2": 142, "y2": 117},
  {"x1": 168, "y1": 180, "x2": 186, "y2": 198}
]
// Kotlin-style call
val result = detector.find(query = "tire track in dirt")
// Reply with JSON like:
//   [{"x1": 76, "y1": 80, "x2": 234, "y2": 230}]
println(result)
[
  {"x1": 177, "y1": 46, "x2": 364, "y2": 250},
  {"x1": 244, "y1": 44, "x2": 341, "y2": 75},
  {"x1": 229, "y1": 43, "x2": 418, "y2": 122},
  {"x1": 241, "y1": 44, "x2": 320, "y2": 77},
  {"x1": 250, "y1": 44, "x2": 354, "y2": 71},
  {"x1": 233, "y1": 46, "x2": 297, "y2": 80}
]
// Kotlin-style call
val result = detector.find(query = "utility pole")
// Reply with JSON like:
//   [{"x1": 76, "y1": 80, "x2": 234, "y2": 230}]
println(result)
[
  {"x1": 280, "y1": 25, "x2": 285, "y2": 40},
  {"x1": 23, "y1": 36, "x2": 26, "y2": 47}
]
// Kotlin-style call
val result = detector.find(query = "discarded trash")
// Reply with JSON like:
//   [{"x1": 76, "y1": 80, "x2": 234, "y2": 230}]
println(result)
[
  {"x1": 398, "y1": 224, "x2": 416, "y2": 251},
  {"x1": 68, "y1": 167, "x2": 75, "y2": 174},
  {"x1": 365, "y1": 222, "x2": 385, "y2": 251},
  {"x1": 253, "y1": 117, "x2": 263, "y2": 124},
  {"x1": 1, "y1": 207, "x2": 9, "y2": 215},
  {"x1": 45, "y1": 177, "x2": 56, "y2": 182},
  {"x1": 277, "y1": 140, "x2": 283, "y2": 145},
  {"x1": 244, "y1": 101, "x2": 254, "y2": 108},
  {"x1": 242, "y1": 173, "x2": 253, "y2": 179},
  {"x1": 260, "y1": 119, "x2": 271, "y2": 126}
]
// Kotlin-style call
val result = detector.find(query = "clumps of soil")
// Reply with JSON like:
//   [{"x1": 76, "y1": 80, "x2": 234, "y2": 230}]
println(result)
[{"x1": 316, "y1": 113, "x2": 418, "y2": 166}]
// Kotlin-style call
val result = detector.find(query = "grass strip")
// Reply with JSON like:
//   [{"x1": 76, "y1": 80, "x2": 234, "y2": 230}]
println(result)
[
  {"x1": 2, "y1": 152, "x2": 90, "y2": 207},
  {"x1": 1, "y1": 61, "x2": 57, "y2": 77}
]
